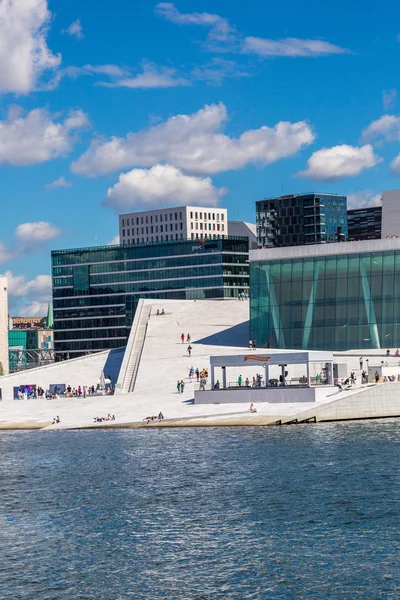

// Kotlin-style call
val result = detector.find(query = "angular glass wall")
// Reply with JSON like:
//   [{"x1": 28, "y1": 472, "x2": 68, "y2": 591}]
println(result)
[{"x1": 250, "y1": 251, "x2": 400, "y2": 350}]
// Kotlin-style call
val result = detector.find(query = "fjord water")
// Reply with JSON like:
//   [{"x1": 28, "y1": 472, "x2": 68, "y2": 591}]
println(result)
[{"x1": 1, "y1": 423, "x2": 400, "y2": 599}]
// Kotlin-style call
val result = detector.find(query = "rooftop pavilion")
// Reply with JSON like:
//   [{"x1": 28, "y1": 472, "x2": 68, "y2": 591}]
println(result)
[{"x1": 196, "y1": 351, "x2": 335, "y2": 405}]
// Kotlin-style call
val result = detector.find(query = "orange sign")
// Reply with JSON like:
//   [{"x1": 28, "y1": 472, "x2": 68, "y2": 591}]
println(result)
[{"x1": 244, "y1": 355, "x2": 271, "y2": 362}]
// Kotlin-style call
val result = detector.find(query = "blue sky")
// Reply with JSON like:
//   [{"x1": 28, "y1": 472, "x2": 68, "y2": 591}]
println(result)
[{"x1": 1, "y1": 0, "x2": 400, "y2": 314}]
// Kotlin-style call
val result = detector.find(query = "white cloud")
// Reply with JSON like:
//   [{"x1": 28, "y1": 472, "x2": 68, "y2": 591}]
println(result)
[
  {"x1": 298, "y1": 144, "x2": 381, "y2": 180},
  {"x1": 4, "y1": 270, "x2": 51, "y2": 316},
  {"x1": 101, "y1": 61, "x2": 189, "y2": 89},
  {"x1": 65, "y1": 64, "x2": 129, "y2": 78},
  {"x1": 390, "y1": 154, "x2": 400, "y2": 174},
  {"x1": 63, "y1": 18, "x2": 83, "y2": 40},
  {"x1": 154, "y1": 2, "x2": 238, "y2": 50},
  {"x1": 0, "y1": 0, "x2": 61, "y2": 93},
  {"x1": 20, "y1": 300, "x2": 49, "y2": 317},
  {"x1": 361, "y1": 115, "x2": 400, "y2": 143},
  {"x1": 347, "y1": 190, "x2": 382, "y2": 209},
  {"x1": 104, "y1": 164, "x2": 226, "y2": 212},
  {"x1": 5, "y1": 271, "x2": 51, "y2": 298},
  {"x1": 108, "y1": 235, "x2": 120, "y2": 245},
  {"x1": 242, "y1": 36, "x2": 348, "y2": 57},
  {"x1": 383, "y1": 89, "x2": 397, "y2": 111},
  {"x1": 15, "y1": 221, "x2": 61, "y2": 243},
  {"x1": 45, "y1": 176, "x2": 72, "y2": 190},
  {"x1": 72, "y1": 102, "x2": 314, "y2": 177},
  {"x1": 192, "y1": 58, "x2": 249, "y2": 85},
  {"x1": 155, "y1": 3, "x2": 348, "y2": 56},
  {"x1": 0, "y1": 107, "x2": 89, "y2": 166}
]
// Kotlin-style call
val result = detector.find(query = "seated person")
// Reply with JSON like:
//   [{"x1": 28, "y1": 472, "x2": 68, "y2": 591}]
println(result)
[
  {"x1": 156, "y1": 309, "x2": 160, "y2": 315},
  {"x1": 214, "y1": 380, "x2": 220, "y2": 389}
]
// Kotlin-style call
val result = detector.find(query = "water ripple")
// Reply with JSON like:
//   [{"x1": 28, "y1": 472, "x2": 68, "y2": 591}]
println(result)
[{"x1": 1, "y1": 421, "x2": 400, "y2": 598}]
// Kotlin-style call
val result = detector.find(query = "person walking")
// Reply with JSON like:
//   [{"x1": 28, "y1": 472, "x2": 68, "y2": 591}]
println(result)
[
  {"x1": 187, "y1": 344, "x2": 192, "y2": 357},
  {"x1": 180, "y1": 380, "x2": 185, "y2": 393},
  {"x1": 253, "y1": 339, "x2": 257, "y2": 350},
  {"x1": 181, "y1": 333, "x2": 185, "y2": 344},
  {"x1": 187, "y1": 334, "x2": 191, "y2": 343},
  {"x1": 177, "y1": 380, "x2": 181, "y2": 393},
  {"x1": 249, "y1": 339, "x2": 253, "y2": 349},
  {"x1": 196, "y1": 368, "x2": 200, "y2": 381},
  {"x1": 238, "y1": 374, "x2": 243, "y2": 387},
  {"x1": 359, "y1": 356, "x2": 363, "y2": 369}
]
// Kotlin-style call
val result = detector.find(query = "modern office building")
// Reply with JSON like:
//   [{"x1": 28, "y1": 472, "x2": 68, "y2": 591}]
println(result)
[
  {"x1": 119, "y1": 206, "x2": 228, "y2": 244},
  {"x1": 250, "y1": 238, "x2": 400, "y2": 351},
  {"x1": 347, "y1": 206, "x2": 382, "y2": 241},
  {"x1": 0, "y1": 276, "x2": 8, "y2": 375},
  {"x1": 52, "y1": 237, "x2": 249, "y2": 356},
  {"x1": 381, "y1": 190, "x2": 400, "y2": 238},
  {"x1": 256, "y1": 193, "x2": 348, "y2": 248}
]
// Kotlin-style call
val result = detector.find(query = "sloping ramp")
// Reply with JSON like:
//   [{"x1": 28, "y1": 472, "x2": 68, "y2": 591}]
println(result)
[{"x1": 273, "y1": 383, "x2": 400, "y2": 425}]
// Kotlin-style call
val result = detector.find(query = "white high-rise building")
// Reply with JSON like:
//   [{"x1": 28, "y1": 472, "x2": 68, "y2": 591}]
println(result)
[
  {"x1": 119, "y1": 206, "x2": 228, "y2": 244},
  {"x1": 382, "y1": 189, "x2": 400, "y2": 238},
  {"x1": 0, "y1": 276, "x2": 9, "y2": 376}
]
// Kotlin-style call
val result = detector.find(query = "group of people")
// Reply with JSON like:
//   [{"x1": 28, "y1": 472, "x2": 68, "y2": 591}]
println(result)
[
  {"x1": 144, "y1": 412, "x2": 165, "y2": 423},
  {"x1": 52, "y1": 416, "x2": 60, "y2": 424},
  {"x1": 156, "y1": 309, "x2": 166, "y2": 315},
  {"x1": 248, "y1": 339, "x2": 257, "y2": 350},
  {"x1": 176, "y1": 380, "x2": 186, "y2": 393},
  {"x1": 237, "y1": 374, "x2": 264, "y2": 388},
  {"x1": 238, "y1": 292, "x2": 249, "y2": 301},
  {"x1": 93, "y1": 414, "x2": 116, "y2": 422},
  {"x1": 180, "y1": 333, "x2": 193, "y2": 356}
]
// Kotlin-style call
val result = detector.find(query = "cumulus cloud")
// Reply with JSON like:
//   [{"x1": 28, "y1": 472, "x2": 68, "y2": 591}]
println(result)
[
  {"x1": 347, "y1": 190, "x2": 382, "y2": 209},
  {"x1": 361, "y1": 114, "x2": 400, "y2": 144},
  {"x1": 0, "y1": 107, "x2": 89, "y2": 166},
  {"x1": 101, "y1": 61, "x2": 189, "y2": 89},
  {"x1": 4, "y1": 271, "x2": 51, "y2": 316},
  {"x1": 45, "y1": 176, "x2": 72, "y2": 190},
  {"x1": 63, "y1": 18, "x2": 83, "y2": 39},
  {"x1": 298, "y1": 144, "x2": 381, "y2": 180},
  {"x1": 108, "y1": 235, "x2": 120, "y2": 245},
  {"x1": 5, "y1": 270, "x2": 52, "y2": 298},
  {"x1": 242, "y1": 36, "x2": 348, "y2": 57},
  {"x1": 0, "y1": 0, "x2": 61, "y2": 93},
  {"x1": 104, "y1": 164, "x2": 226, "y2": 212},
  {"x1": 72, "y1": 102, "x2": 314, "y2": 177},
  {"x1": 15, "y1": 221, "x2": 61, "y2": 243},
  {"x1": 21, "y1": 300, "x2": 49, "y2": 317},
  {"x1": 383, "y1": 89, "x2": 397, "y2": 111}
]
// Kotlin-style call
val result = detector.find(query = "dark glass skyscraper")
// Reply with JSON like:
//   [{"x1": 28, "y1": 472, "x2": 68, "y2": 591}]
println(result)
[
  {"x1": 347, "y1": 206, "x2": 382, "y2": 241},
  {"x1": 256, "y1": 193, "x2": 348, "y2": 248},
  {"x1": 52, "y1": 237, "x2": 249, "y2": 357}
]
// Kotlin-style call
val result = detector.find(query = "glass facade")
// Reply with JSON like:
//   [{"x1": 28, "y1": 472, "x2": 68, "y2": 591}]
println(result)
[
  {"x1": 250, "y1": 248, "x2": 400, "y2": 351},
  {"x1": 52, "y1": 237, "x2": 249, "y2": 356},
  {"x1": 256, "y1": 193, "x2": 348, "y2": 248},
  {"x1": 347, "y1": 206, "x2": 382, "y2": 241}
]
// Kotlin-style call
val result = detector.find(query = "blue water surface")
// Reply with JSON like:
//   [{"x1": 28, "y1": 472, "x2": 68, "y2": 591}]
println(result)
[{"x1": 1, "y1": 421, "x2": 400, "y2": 599}]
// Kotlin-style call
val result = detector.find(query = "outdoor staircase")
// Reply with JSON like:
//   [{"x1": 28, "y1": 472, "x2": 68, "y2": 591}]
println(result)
[{"x1": 115, "y1": 300, "x2": 152, "y2": 394}]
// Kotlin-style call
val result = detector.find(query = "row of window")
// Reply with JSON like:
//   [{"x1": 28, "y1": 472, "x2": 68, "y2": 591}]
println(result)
[
  {"x1": 53, "y1": 276, "x2": 249, "y2": 298},
  {"x1": 52, "y1": 239, "x2": 248, "y2": 266},
  {"x1": 189, "y1": 211, "x2": 225, "y2": 221},
  {"x1": 122, "y1": 212, "x2": 183, "y2": 227},
  {"x1": 122, "y1": 222, "x2": 184, "y2": 237},
  {"x1": 53, "y1": 265, "x2": 248, "y2": 288},
  {"x1": 53, "y1": 253, "x2": 249, "y2": 278}
]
